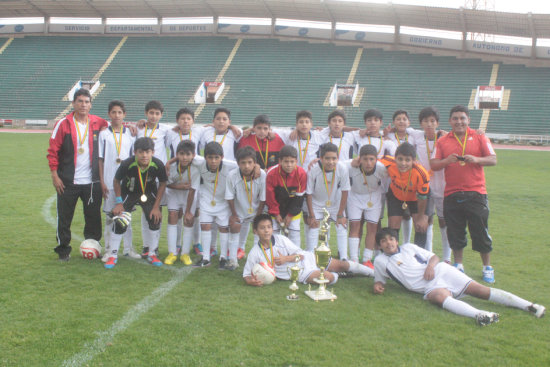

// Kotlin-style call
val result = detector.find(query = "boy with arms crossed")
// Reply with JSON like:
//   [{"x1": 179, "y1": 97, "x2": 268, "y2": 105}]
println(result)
[
  {"x1": 105, "y1": 137, "x2": 167, "y2": 268},
  {"x1": 306, "y1": 143, "x2": 351, "y2": 259},
  {"x1": 346, "y1": 145, "x2": 388, "y2": 266},
  {"x1": 225, "y1": 146, "x2": 267, "y2": 270},
  {"x1": 244, "y1": 214, "x2": 373, "y2": 286},
  {"x1": 373, "y1": 228, "x2": 545, "y2": 325},
  {"x1": 380, "y1": 143, "x2": 430, "y2": 247},
  {"x1": 164, "y1": 140, "x2": 201, "y2": 265},
  {"x1": 265, "y1": 145, "x2": 307, "y2": 248},
  {"x1": 98, "y1": 100, "x2": 138, "y2": 261},
  {"x1": 430, "y1": 105, "x2": 497, "y2": 283}
]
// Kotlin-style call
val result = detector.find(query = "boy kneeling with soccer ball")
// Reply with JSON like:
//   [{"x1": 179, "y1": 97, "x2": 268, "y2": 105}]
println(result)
[{"x1": 243, "y1": 214, "x2": 374, "y2": 287}]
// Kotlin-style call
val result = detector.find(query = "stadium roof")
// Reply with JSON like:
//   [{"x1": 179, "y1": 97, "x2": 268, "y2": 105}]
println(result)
[{"x1": 1, "y1": 0, "x2": 550, "y2": 39}]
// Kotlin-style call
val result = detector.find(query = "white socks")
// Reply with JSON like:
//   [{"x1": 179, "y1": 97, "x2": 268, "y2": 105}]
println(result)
[
  {"x1": 402, "y1": 217, "x2": 412, "y2": 243},
  {"x1": 181, "y1": 225, "x2": 193, "y2": 255},
  {"x1": 442, "y1": 296, "x2": 482, "y2": 319},
  {"x1": 167, "y1": 224, "x2": 178, "y2": 255},
  {"x1": 363, "y1": 248, "x2": 373, "y2": 263},
  {"x1": 238, "y1": 223, "x2": 250, "y2": 251},
  {"x1": 348, "y1": 237, "x2": 360, "y2": 262},
  {"x1": 489, "y1": 288, "x2": 531, "y2": 310},
  {"x1": 193, "y1": 218, "x2": 201, "y2": 245},
  {"x1": 347, "y1": 260, "x2": 374, "y2": 277},
  {"x1": 336, "y1": 224, "x2": 348, "y2": 260},
  {"x1": 440, "y1": 226, "x2": 451, "y2": 262},
  {"x1": 288, "y1": 229, "x2": 301, "y2": 248},
  {"x1": 229, "y1": 232, "x2": 239, "y2": 261},
  {"x1": 219, "y1": 232, "x2": 229, "y2": 260},
  {"x1": 425, "y1": 223, "x2": 433, "y2": 252},
  {"x1": 176, "y1": 217, "x2": 183, "y2": 251},
  {"x1": 306, "y1": 226, "x2": 319, "y2": 252},
  {"x1": 201, "y1": 230, "x2": 212, "y2": 261}
]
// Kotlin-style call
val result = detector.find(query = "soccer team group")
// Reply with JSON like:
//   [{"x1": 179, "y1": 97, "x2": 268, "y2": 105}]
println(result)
[{"x1": 47, "y1": 88, "x2": 545, "y2": 325}]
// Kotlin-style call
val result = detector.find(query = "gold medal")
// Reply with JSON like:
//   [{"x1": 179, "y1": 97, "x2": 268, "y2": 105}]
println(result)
[
  {"x1": 248, "y1": 207, "x2": 254, "y2": 214},
  {"x1": 402, "y1": 202, "x2": 408, "y2": 210},
  {"x1": 211, "y1": 200, "x2": 216, "y2": 206},
  {"x1": 367, "y1": 201, "x2": 373, "y2": 208},
  {"x1": 459, "y1": 161, "x2": 466, "y2": 166},
  {"x1": 116, "y1": 158, "x2": 122, "y2": 164},
  {"x1": 78, "y1": 147, "x2": 85, "y2": 155},
  {"x1": 140, "y1": 194, "x2": 147, "y2": 202},
  {"x1": 326, "y1": 200, "x2": 331, "y2": 207}
]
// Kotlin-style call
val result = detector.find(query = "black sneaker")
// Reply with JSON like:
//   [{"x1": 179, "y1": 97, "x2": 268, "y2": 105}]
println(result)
[
  {"x1": 219, "y1": 258, "x2": 227, "y2": 270},
  {"x1": 193, "y1": 257, "x2": 211, "y2": 268},
  {"x1": 337, "y1": 271, "x2": 353, "y2": 278},
  {"x1": 54, "y1": 245, "x2": 71, "y2": 262},
  {"x1": 224, "y1": 259, "x2": 239, "y2": 271},
  {"x1": 58, "y1": 253, "x2": 70, "y2": 262},
  {"x1": 141, "y1": 247, "x2": 149, "y2": 259}
]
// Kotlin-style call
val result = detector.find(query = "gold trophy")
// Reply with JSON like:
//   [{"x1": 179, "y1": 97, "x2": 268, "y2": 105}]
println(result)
[
  {"x1": 286, "y1": 260, "x2": 303, "y2": 301},
  {"x1": 305, "y1": 208, "x2": 337, "y2": 301}
]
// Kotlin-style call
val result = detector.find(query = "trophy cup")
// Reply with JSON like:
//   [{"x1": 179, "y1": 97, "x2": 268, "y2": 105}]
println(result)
[
  {"x1": 305, "y1": 208, "x2": 337, "y2": 301},
  {"x1": 286, "y1": 261, "x2": 303, "y2": 301}
]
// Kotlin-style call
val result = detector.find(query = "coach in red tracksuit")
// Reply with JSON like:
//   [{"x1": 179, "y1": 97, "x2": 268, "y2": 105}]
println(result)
[{"x1": 47, "y1": 88, "x2": 108, "y2": 261}]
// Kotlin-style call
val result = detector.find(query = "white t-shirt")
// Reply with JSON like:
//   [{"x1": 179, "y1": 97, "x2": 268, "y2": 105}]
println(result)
[
  {"x1": 137, "y1": 123, "x2": 171, "y2": 164},
  {"x1": 166, "y1": 159, "x2": 201, "y2": 200},
  {"x1": 99, "y1": 125, "x2": 135, "y2": 190},
  {"x1": 243, "y1": 234, "x2": 305, "y2": 279},
  {"x1": 194, "y1": 157, "x2": 238, "y2": 214},
  {"x1": 319, "y1": 127, "x2": 356, "y2": 160},
  {"x1": 407, "y1": 128, "x2": 446, "y2": 198},
  {"x1": 345, "y1": 160, "x2": 388, "y2": 208},
  {"x1": 199, "y1": 126, "x2": 242, "y2": 162},
  {"x1": 386, "y1": 131, "x2": 416, "y2": 147},
  {"x1": 166, "y1": 126, "x2": 203, "y2": 158},
  {"x1": 306, "y1": 161, "x2": 350, "y2": 212},
  {"x1": 353, "y1": 131, "x2": 396, "y2": 159},
  {"x1": 374, "y1": 243, "x2": 435, "y2": 293},
  {"x1": 74, "y1": 120, "x2": 92, "y2": 185},
  {"x1": 275, "y1": 128, "x2": 324, "y2": 171},
  {"x1": 225, "y1": 168, "x2": 267, "y2": 219}
]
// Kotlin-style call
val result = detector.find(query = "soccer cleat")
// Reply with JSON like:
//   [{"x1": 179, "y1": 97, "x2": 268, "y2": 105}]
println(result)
[
  {"x1": 101, "y1": 252, "x2": 111, "y2": 263},
  {"x1": 193, "y1": 243, "x2": 203, "y2": 255},
  {"x1": 362, "y1": 260, "x2": 374, "y2": 270},
  {"x1": 147, "y1": 254, "x2": 162, "y2": 267},
  {"x1": 482, "y1": 266, "x2": 495, "y2": 284},
  {"x1": 58, "y1": 253, "x2": 70, "y2": 262},
  {"x1": 141, "y1": 246, "x2": 149, "y2": 259},
  {"x1": 529, "y1": 304, "x2": 546, "y2": 318},
  {"x1": 180, "y1": 253, "x2": 192, "y2": 266},
  {"x1": 164, "y1": 253, "x2": 178, "y2": 265},
  {"x1": 219, "y1": 258, "x2": 227, "y2": 270},
  {"x1": 210, "y1": 247, "x2": 218, "y2": 258},
  {"x1": 476, "y1": 312, "x2": 499, "y2": 326},
  {"x1": 124, "y1": 249, "x2": 142, "y2": 259},
  {"x1": 225, "y1": 259, "x2": 239, "y2": 271},
  {"x1": 237, "y1": 248, "x2": 246, "y2": 260},
  {"x1": 453, "y1": 263, "x2": 465, "y2": 273},
  {"x1": 104, "y1": 257, "x2": 117, "y2": 269},
  {"x1": 337, "y1": 271, "x2": 353, "y2": 278},
  {"x1": 193, "y1": 257, "x2": 211, "y2": 268}
]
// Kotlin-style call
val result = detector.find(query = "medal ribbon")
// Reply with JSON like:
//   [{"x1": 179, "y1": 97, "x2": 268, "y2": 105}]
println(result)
[
  {"x1": 453, "y1": 130, "x2": 468, "y2": 157},
  {"x1": 144, "y1": 123, "x2": 158, "y2": 138},
  {"x1": 297, "y1": 134, "x2": 310, "y2": 166},
  {"x1": 243, "y1": 174, "x2": 253, "y2": 209},
  {"x1": 322, "y1": 166, "x2": 335, "y2": 201},
  {"x1": 395, "y1": 132, "x2": 408, "y2": 145},
  {"x1": 74, "y1": 115, "x2": 89, "y2": 149},
  {"x1": 214, "y1": 131, "x2": 227, "y2": 146},
  {"x1": 425, "y1": 134, "x2": 438, "y2": 159},
  {"x1": 260, "y1": 240, "x2": 274, "y2": 268},
  {"x1": 178, "y1": 163, "x2": 192, "y2": 183},
  {"x1": 368, "y1": 135, "x2": 383, "y2": 155},
  {"x1": 400, "y1": 169, "x2": 413, "y2": 200},
  {"x1": 137, "y1": 160, "x2": 150, "y2": 196},
  {"x1": 255, "y1": 136, "x2": 269, "y2": 167},
  {"x1": 330, "y1": 132, "x2": 343, "y2": 157},
  {"x1": 211, "y1": 167, "x2": 220, "y2": 202},
  {"x1": 112, "y1": 126, "x2": 122, "y2": 160},
  {"x1": 279, "y1": 166, "x2": 301, "y2": 195},
  {"x1": 179, "y1": 129, "x2": 192, "y2": 142},
  {"x1": 361, "y1": 166, "x2": 370, "y2": 188}
]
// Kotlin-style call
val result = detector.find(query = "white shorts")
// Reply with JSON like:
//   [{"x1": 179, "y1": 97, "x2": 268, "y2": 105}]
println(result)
[
  {"x1": 426, "y1": 192, "x2": 444, "y2": 218},
  {"x1": 103, "y1": 189, "x2": 117, "y2": 213},
  {"x1": 200, "y1": 209, "x2": 230, "y2": 228},
  {"x1": 311, "y1": 207, "x2": 345, "y2": 222},
  {"x1": 347, "y1": 199, "x2": 381, "y2": 223},
  {"x1": 166, "y1": 188, "x2": 198, "y2": 213},
  {"x1": 272, "y1": 215, "x2": 302, "y2": 232},
  {"x1": 423, "y1": 263, "x2": 472, "y2": 299},
  {"x1": 298, "y1": 251, "x2": 333, "y2": 284}
]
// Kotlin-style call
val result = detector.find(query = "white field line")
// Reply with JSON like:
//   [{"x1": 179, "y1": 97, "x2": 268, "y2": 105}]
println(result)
[{"x1": 42, "y1": 195, "x2": 192, "y2": 366}]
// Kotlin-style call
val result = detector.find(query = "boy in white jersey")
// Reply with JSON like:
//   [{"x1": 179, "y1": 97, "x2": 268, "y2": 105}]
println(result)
[
  {"x1": 98, "y1": 100, "x2": 139, "y2": 261},
  {"x1": 198, "y1": 107, "x2": 243, "y2": 162},
  {"x1": 225, "y1": 146, "x2": 267, "y2": 270},
  {"x1": 373, "y1": 228, "x2": 545, "y2": 325},
  {"x1": 164, "y1": 140, "x2": 201, "y2": 265},
  {"x1": 346, "y1": 144, "x2": 388, "y2": 266},
  {"x1": 405, "y1": 107, "x2": 450, "y2": 261},
  {"x1": 306, "y1": 143, "x2": 351, "y2": 258},
  {"x1": 243, "y1": 214, "x2": 374, "y2": 286},
  {"x1": 319, "y1": 110, "x2": 356, "y2": 160},
  {"x1": 353, "y1": 109, "x2": 396, "y2": 159},
  {"x1": 193, "y1": 142, "x2": 238, "y2": 268},
  {"x1": 137, "y1": 100, "x2": 171, "y2": 258}
]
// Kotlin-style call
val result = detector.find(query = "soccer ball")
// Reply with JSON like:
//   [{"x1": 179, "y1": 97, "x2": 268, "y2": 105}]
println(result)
[
  {"x1": 252, "y1": 262, "x2": 276, "y2": 285},
  {"x1": 79, "y1": 239, "x2": 102, "y2": 260}
]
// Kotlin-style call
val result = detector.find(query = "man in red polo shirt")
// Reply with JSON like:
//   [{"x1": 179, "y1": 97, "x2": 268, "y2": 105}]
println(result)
[{"x1": 430, "y1": 105, "x2": 497, "y2": 283}]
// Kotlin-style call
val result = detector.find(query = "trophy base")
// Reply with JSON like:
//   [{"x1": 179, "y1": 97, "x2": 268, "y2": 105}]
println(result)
[
  {"x1": 305, "y1": 289, "x2": 337, "y2": 302},
  {"x1": 286, "y1": 294, "x2": 300, "y2": 301}
]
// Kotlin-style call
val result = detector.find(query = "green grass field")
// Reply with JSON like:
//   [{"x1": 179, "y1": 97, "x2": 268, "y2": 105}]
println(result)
[{"x1": 1, "y1": 133, "x2": 549, "y2": 366}]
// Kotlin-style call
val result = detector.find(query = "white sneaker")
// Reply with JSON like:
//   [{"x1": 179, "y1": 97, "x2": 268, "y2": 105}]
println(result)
[
  {"x1": 124, "y1": 248, "x2": 142, "y2": 259},
  {"x1": 530, "y1": 304, "x2": 546, "y2": 318},
  {"x1": 476, "y1": 311, "x2": 499, "y2": 326},
  {"x1": 101, "y1": 252, "x2": 110, "y2": 263}
]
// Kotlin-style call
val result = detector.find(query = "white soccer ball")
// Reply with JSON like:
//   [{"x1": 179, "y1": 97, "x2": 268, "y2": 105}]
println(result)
[
  {"x1": 79, "y1": 239, "x2": 102, "y2": 260},
  {"x1": 252, "y1": 262, "x2": 276, "y2": 285}
]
